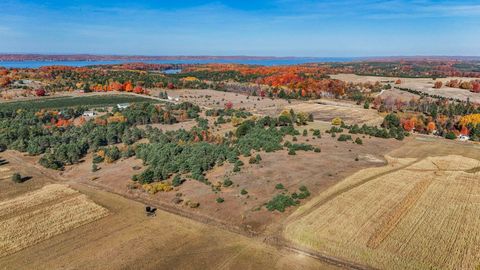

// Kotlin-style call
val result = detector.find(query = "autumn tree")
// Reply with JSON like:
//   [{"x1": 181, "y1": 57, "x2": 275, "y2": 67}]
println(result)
[
  {"x1": 402, "y1": 118, "x2": 415, "y2": 132},
  {"x1": 426, "y1": 122, "x2": 436, "y2": 133},
  {"x1": 35, "y1": 89, "x2": 46, "y2": 96},
  {"x1": 460, "y1": 126, "x2": 469, "y2": 136},
  {"x1": 224, "y1": 101, "x2": 233, "y2": 110}
]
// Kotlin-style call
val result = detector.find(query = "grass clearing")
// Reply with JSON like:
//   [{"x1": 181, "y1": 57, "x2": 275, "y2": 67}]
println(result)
[
  {"x1": 285, "y1": 100, "x2": 383, "y2": 126},
  {"x1": 285, "y1": 155, "x2": 480, "y2": 269}
]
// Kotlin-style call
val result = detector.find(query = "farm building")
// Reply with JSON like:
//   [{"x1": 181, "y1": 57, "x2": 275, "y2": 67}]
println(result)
[
  {"x1": 167, "y1": 96, "x2": 180, "y2": 102},
  {"x1": 82, "y1": 111, "x2": 97, "y2": 117},
  {"x1": 117, "y1": 103, "x2": 130, "y2": 109}
]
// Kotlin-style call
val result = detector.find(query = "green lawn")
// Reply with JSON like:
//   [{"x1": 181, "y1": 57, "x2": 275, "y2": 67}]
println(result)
[{"x1": 1, "y1": 94, "x2": 156, "y2": 110}]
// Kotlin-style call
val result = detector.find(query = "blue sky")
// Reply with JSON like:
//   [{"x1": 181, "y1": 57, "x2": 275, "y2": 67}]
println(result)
[{"x1": 0, "y1": 0, "x2": 479, "y2": 56}]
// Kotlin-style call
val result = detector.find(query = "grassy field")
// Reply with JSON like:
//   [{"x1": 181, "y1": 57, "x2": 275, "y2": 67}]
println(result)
[
  {"x1": 284, "y1": 154, "x2": 480, "y2": 269},
  {"x1": 285, "y1": 100, "x2": 384, "y2": 126},
  {"x1": 0, "y1": 184, "x2": 108, "y2": 257},
  {"x1": 0, "y1": 94, "x2": 155, "y2": 110}
]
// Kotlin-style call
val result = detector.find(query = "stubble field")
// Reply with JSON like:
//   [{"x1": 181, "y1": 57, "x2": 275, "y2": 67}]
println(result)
[
  {"x1": 0, "y1": 184, "x2": 109, "y2": 257},
  {"x1": 285, "y1": 151, "x2": 480, "y2": 269}
]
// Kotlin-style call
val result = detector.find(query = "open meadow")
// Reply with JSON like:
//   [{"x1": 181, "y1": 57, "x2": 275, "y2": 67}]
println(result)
[{"x1": 331, "y1": 73, "x2": 480, "y2": 103}]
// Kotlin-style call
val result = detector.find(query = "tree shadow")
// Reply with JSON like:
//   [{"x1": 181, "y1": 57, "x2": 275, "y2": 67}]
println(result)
[{"x1": 20, "y1": 176, "x2": 32, "y2": 183}]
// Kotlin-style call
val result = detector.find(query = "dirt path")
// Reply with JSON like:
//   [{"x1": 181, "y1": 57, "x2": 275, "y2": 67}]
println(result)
[{"x1": 366, "y1": 178, "x2": 433, "y2": 248}]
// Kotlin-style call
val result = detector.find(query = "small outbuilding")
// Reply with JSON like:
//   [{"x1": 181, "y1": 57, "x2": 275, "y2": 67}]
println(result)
[
  {"x1": 82, "y1": 111, "x2": 97, "y2": 117},
  {"x1": 117, "y1": 103, "x2": 130, "y2": 110}
]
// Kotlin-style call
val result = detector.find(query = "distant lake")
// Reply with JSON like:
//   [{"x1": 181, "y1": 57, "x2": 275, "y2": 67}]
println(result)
[{"x1": 0, "y1": 58, "x2": 355, "y2": 68}]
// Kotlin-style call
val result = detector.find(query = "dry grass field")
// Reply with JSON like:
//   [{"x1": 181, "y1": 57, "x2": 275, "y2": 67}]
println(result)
[
  {"x1": 331, "y1": 73, "x2": 480, "y2": 103},
  {"x1": 152, "y1": 88, "x2": 298, "y2": 116},
  {"x1": 285, "y1": 100, "x2": 384, "y2": 125},
  {"x1": 0, "y1": 184, "x2": 108, "y2": 257},
  {"x1": 0, "y1": 167, "x2": 12, "y2": 181},
  {"x1": 284, "y1": 154, "x2": 480, "y2": 269}
]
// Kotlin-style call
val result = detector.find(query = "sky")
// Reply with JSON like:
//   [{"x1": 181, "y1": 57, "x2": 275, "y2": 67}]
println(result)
[{"x1": 0, "y1": 0, "x2": 479, "y2": 57}]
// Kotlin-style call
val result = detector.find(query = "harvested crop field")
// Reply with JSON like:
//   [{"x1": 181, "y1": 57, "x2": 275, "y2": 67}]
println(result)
[
  {"x1": 0, "y1": 167, "x2": 12, "y2": 180},
  {"x1": 0, "y1": 184, "x2": 108, "y2": 257},
  {"x1": 285, "y1": 155, "x2": 480, "y2": 269}
]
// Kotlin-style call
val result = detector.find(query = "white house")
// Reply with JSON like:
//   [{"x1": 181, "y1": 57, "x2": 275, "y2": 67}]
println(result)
[
  {"x1": 167, "y1": 96, "x2": 180, "y2": 102},
  {"x1": 117, "y1": 103, "x2": 130, "y2": 110},
  {"x1": 82, "y1": 111, "x2": 97, "y2": 117}
]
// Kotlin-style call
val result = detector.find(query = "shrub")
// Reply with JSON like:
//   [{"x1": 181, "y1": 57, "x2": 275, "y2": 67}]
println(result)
[
  {"x1": 355, "y1": 138, "x2": 363, "y2": 145},
  {"x1": 331, "y1": 117, "x2": 342, "y2": 126},
  {"x1": 288, "y1": 149, "x2": 296, "y2": 155},
  {"x1": 223, "y1": 178, "x2": 233, "y2": 187},
  {"x1": 189, "y1": 201, "x2": 200, "y2": 208},
  {"x1": 446, "y1": 131, "x2": 457, "y2": 140},
  {"x1": 233, "y1": 164, "x2": 241, "y2": 172},
  {"x1": 172, "y1": 174, "x2": 184, "y2": 187},
  {"x1": 143, "y1": 182, "x2": 173, "y2": 194},
  {"x1": 92, "y1": 154, "x2": 104, "y2": 164},
  {"x1": 314, "y1": 147, "x2": 321, "y2": 152},
  {"x1": 135, "y1": 169, "x2": 155, "y2": 184},
  {"x1": 383, "y1": 113, "x2": 400, "y2": 128},
  {"x1": 266, "y1": 194, "x2": 297, "y2": 212},
  {"x1": 338, "y1": 134, "x2": 352, "y2": 141},
  {"x1": 91, "y1": 163, "x2": 98, "y2": 172},
  {"x1": 104, "y1": 146, "x2": 121, "y2": 163},
  {"x1": 302, "y1": 129, "x2": 308, "y2": 136},
  {"x1": 240, "y1": 189, "x2": 248, "y2": 195},
  {"x1": 288, "y1": 143, "x2": 314, "y2": 151},
  {"x1": 275, "y1": 183, "x2": 285, "y2": 190},
  {"x1": 11, "y1": 173, "x2": 23, "y2": 183},
  {"x1": 216, "y1": 197, "x2": 224, "y2": 203},
  {"x1": 298, "y1": 185, "x2": 310, "y2": 199},
  {"x1": 363, "y1": 101, "x2": 370, "y2": 109}
]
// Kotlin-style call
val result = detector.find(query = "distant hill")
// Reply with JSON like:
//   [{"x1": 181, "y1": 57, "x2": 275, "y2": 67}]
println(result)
[{"x1": 0, "y1": 54, "x2": 315, "y2": 61}]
